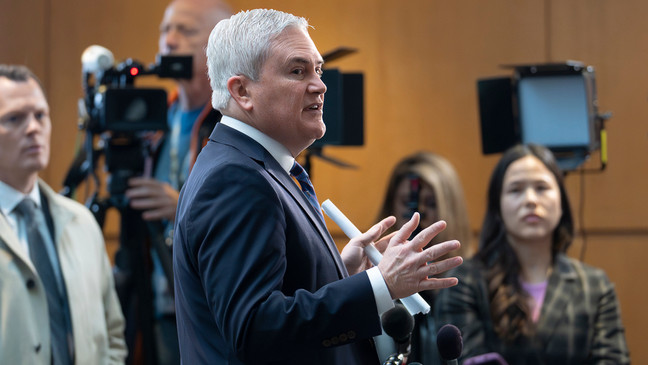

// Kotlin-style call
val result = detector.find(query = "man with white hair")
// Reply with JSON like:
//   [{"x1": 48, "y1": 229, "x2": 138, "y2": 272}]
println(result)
[{"x1": 174, "y1": 9, "x2": 463, "y2": 364}]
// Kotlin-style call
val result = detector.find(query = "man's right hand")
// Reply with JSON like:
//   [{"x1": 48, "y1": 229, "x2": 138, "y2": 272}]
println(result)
[
  {"x1": 125, "y1": 177, "x2": 180, "y2": 222},
  {"x1": 377, "y1": 213, "x2": 463, "y2": 300}
]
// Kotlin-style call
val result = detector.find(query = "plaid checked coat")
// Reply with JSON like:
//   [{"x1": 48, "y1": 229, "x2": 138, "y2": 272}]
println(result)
[{"x1": 434, "y1": 254, "x2": 630, "y2": 364}]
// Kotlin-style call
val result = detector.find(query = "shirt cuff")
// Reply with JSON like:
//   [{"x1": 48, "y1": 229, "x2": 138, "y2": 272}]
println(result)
[{"x1": 367, "y1": 266, "x2": 395, "y2": 316}]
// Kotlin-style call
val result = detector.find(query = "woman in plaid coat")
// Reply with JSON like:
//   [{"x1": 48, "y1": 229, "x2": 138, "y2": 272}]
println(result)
[{"x1": 435, "y1": 144, "x2": 629, "y2": 364}]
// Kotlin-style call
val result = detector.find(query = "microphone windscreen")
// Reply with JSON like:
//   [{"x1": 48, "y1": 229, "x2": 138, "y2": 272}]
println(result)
[
  {"x1": 436, "y1": 324, "x2": 463, "y2": 360},
  {"x1": 381, "y1": 303, "x2": 415, "y2": 342},
  {"x1": 81, "y1": 45, "x2": 114, "y2": 74}
]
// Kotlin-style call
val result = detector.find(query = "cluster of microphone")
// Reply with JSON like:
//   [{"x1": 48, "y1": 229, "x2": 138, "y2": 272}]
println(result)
[
  {"x1": 380, "y1": 304, "x2": 416, "y2": 365},
  {"x1": 380, "y1": 304, "x2": 508, "y2": 365}
]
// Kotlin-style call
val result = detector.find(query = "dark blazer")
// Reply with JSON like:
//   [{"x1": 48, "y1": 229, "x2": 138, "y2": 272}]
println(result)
[
  {"x1": 434, "y1": 255, "x2": 630, "y2": 364},
  {"x1": 173, "y1": 123, "x2": 382, "y2": 364}
]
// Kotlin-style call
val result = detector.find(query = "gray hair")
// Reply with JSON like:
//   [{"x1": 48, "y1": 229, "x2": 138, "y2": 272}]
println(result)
[{"x1": 206, "y1": 8, "x2": 309, "y2": 111}]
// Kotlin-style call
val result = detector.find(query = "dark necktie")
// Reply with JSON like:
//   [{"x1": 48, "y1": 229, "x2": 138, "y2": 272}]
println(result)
[
  {"x1": 290, "y1": 161, "x2": 324, "y2": 221},
  {"x1": 14, "y1": 199, "x2": 73, "y2": 365}
]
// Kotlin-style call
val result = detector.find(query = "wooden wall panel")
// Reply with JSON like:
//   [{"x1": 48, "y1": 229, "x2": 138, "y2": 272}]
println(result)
[
  {"x1": 549, "y1": 0, "x2": 648, "y2": 230},
  {"x1": 1, "y1": 0, "x2": 646, "y2": 362},
  {"x1": 548, "y1": 1, "x2": 648, "y2": 360},
  {"x1": 0, "y1": 0, "x2": 49, "y2": 179},
  {"x1": 0, "y1": 0, "x2": 48, "y2": 76}
]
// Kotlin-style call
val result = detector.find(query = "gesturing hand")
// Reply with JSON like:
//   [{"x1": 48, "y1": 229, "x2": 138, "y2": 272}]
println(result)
[
  {"x1": 377, "y1": 213, "x2": 463, "y2": 300},
  {"x1": 340, "y1": 216, "x2": 398, "y2": 276}
]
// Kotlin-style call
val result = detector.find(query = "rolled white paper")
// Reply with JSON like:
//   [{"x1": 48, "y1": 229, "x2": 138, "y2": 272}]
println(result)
[{"x1": 321, "y1": 199, "x2": 430, "y2": 315}]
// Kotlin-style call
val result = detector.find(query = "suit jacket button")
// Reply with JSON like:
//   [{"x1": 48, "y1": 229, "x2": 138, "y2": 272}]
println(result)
[
  {"x1": 26, "y1": 278, "x2": 36, "y2": 289},
  {"x1": 339, "y1": 333, "x2": 348, "y2": 342},
  {"x1": 347, "y1": 330, "x2": 356, "y2": 339},
  {"x1": 322, "y1": 339, "x2": 332, "y2": 347},
  {"x1": 35, "y1": 343, "x2": 41, "y2": 353},
  {"x1": 331, "y1": 336, "x2": 339, "y2": 345}
]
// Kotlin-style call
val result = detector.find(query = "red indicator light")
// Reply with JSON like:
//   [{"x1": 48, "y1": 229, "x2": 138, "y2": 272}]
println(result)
[{"x1": 130, "y1": 67, "x2": 139, "y2": 76}]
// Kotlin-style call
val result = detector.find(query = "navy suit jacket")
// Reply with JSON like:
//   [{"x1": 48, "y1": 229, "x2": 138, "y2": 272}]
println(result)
[{"x1": 173, "y1": 123, "x2": 382, "y2": 364}]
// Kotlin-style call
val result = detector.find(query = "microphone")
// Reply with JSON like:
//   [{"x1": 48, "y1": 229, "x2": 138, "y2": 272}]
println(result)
[
  {"x1": 381, "y1": 303, "x2": 414, "y2": 365},
  {"x1": 81, "y1": 45, "x2": 114, "y2": 74},
  {"x1": 436, "y1": 324, "x2": 463, "y2": 365}
]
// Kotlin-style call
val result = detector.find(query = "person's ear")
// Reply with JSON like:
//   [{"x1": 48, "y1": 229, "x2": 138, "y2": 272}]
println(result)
[{"x1": 227, "y1": 75, "x2": 253, "y2": 111}]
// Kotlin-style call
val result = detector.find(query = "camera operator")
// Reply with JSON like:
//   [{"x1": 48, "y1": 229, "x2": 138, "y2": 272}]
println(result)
[{"x1": 123, "y1": 0, "x2": 232, "y2": 364}]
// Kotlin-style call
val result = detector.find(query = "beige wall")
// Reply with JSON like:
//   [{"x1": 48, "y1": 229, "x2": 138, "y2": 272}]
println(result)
[{"x1": 2, "y1": 0, "x2": 647, "y2": 362}]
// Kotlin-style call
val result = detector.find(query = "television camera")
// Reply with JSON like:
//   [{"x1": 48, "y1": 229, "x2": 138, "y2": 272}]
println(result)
[
  {"x1": 63, "y1": 45, "x2": 191, "y2": 207},
  {"x1": 61, "y1": 45, "x2": 192, "y2": 365}
]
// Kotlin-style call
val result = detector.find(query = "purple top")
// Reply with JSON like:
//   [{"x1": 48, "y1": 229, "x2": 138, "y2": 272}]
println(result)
[{"x1": 521, "y1": 280, "x2": 548, "y2": 322}]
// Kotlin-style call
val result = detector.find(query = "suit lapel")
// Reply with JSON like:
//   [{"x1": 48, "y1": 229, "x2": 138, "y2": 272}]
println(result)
[
  {"x1": 535, "y1": 255, "x2": 579, "y2": 348},
  {"x1": 0, "y1": 212, "x2": 37, "y2": 274},
  {"x1": 0, "y1": 179, "x2": 73, "y2": 276},
  {"x1": 266, "y1": 156, "x2": 349, "y2": 278},
  {"x1": 212, "y1": 123, "x2": 349, "y2": 278}
]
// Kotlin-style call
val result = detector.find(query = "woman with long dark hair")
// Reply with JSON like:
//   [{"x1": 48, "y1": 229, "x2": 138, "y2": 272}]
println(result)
[{"x1": 434, "y1": 144, "x2": 629, "y2": 364}]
